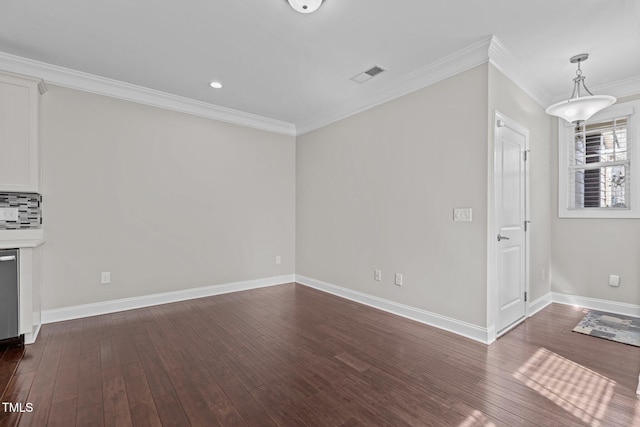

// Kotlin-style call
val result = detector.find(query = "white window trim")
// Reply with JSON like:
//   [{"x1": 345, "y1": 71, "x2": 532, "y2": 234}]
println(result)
[{"x1": 558, "y1": 100, "x2": 640, "y2": 218}]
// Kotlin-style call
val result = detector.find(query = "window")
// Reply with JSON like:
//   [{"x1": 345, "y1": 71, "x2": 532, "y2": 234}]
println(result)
[
  {"x1": 558, "y1": 101, "x2": 640, "y2": 218},
  {"x1": 572, "y1": 117, "x2": 627, "y2": 209}
]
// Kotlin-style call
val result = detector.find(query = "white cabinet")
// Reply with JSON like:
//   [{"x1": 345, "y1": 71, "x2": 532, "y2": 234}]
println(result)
[
  {"x1": 0, "y1": 72, "x2": 44, "y2": 193},
  {"x1": 0, "y1": 239, "x2": 44, "y2": 344},
  {"x1": 18, "y1": 245, "x2": 43, "y2": 343}
]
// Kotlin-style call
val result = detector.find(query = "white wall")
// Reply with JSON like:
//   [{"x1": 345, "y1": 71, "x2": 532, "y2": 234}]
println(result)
[
  {"x1": 296, "y1": 65, "x2": 489, "y2": 326},
  {"x1": 38, "y1": 65, "x2": 635, "y2": 330},
  {"x1": 550, "y1": 94, "x2": 640, "y2": 306},
  {"x1": 41, "y1": 86, "x2": 296, "y2": 310},
  {"x1": 488, "y1": 64, "x2": 552, "y2": 305}
]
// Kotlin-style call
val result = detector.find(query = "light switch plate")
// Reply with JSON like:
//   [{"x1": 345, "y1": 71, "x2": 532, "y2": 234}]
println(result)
[
  {"x1": 0, "y1": 207, "x2": 19, "y2": 221},
  {"x1": 453, "y1": 208, "x2": 472, "y2": 222}
]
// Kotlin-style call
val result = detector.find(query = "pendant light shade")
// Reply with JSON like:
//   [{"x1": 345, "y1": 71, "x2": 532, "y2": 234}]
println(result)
[
  {"x1": 545, "y1": 54, "x2": 616, "y2": 124},
  {"x1": 545, "y1": 95, "x2": 616, "y2": 123},
  {"x1": 287, "y1": 0, "x2": 323, "y2": 13}
]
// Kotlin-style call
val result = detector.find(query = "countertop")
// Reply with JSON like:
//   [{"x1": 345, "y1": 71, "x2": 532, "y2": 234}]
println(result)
[{"x1": 0, "y1": 229, "x2": 44, "y2": 248}]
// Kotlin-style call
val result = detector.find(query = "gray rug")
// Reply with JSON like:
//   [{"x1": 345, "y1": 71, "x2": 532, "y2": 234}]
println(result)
[{"x1": 573, "y1": 310, "x2": 640, "y2": 347}]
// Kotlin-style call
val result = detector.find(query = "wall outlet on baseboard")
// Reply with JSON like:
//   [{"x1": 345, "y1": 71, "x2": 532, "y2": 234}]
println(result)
[
  {"x1": 608, "y1": 274, "x2": 620, "y2": 287},
  {"x1": 275, "y1": 255, "x2": 281, "y2": 265},
  {"x1": 101, "y1": 272, "x2": 111, "y2": 285},
  {"x1": 374, "y1": 269, "x2": 382, "y2": 281}
]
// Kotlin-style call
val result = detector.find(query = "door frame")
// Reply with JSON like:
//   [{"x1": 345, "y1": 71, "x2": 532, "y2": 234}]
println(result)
[{"x1": 487, "y1": 111, "x2": 530, "y2": 343}]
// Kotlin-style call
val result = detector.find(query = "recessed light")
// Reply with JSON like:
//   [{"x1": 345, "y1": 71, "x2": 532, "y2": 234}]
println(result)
[{"x1": 209, "y1": 81, "x2": 223, "y2": 89}]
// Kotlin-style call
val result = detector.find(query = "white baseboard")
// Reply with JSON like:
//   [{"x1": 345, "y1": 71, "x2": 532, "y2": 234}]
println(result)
[
  {"x1": 551, "y1": 292, "x2": 640, "y2": 318},
  {"x1": 41, "y1": 274, "x2": 295, "y2": 324},
  {"x1": 39, "y1": 275, "x2": 638, "y2": 347},
  {"x1": 24, "y1": 323, "x2": 41, "y2": 345},
  {"x1": 528, "y1": 293, "x2": 553, "y2": 317},
  {"x1": 295, "y1": 275, "x2": 491, "y2": 344}
]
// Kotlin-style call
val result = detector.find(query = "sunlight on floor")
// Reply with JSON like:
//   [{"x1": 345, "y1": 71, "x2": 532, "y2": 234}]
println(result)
[
  {"x1": 458, "y1": 410, "x2": 496, "y2": 427},
  {"x1": 514, "y1": 348, "x2": 615, "y2": 426}
]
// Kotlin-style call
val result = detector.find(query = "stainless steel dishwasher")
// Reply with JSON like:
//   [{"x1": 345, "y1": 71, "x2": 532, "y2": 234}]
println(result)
[{"x1": 0, "y1": 249, "x2": 19, "y2": 341}]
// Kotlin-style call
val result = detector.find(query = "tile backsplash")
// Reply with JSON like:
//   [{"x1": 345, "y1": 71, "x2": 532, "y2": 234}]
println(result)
[{"x1": 0, "y1": 193, "x2": 42, "y2": 230}]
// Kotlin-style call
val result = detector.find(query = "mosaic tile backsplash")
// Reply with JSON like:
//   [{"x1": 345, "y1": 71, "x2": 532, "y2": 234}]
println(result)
[{"x1": 0, "y1": 192, "x2": 42, "y2": 230}]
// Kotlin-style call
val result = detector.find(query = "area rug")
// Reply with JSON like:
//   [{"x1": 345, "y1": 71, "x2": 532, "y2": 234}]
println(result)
[{"x1": 573, "y1": 310, "x2": 640, "y2": 347}]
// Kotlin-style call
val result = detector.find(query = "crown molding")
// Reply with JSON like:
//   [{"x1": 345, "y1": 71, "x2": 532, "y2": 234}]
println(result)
[
  {"x1": 295, "y1": 36, "x2": 494, "y2": 135},
  {"x1": 489, "y1": 37, "x2": 640, "y2": 108},
  {"x1": 296, "y1": 35, "x2": 640, "y2": 136},
  {"x1": 550, "y1": 74, "x2": 640, "y2": 104},
  {"x1": 487, "y1": 36, "x2": 553, "y2": 107},
  {"x1": 594, "y1": 74, "x2": 640, "y2": 100},
  {"x1": 4, "y1": 45, "x2": 634, "y2": 138},
  {"x1": 0, "y1": 51, "x2": 296, "y2": 136},
  {"x1": 295, "y1": 35, "x2": 562, "y2": 136}
]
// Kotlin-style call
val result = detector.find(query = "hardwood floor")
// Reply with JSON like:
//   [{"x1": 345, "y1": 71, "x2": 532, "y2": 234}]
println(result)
[
  {"x1": 1, "y1": 283, "x2": 638, "y2": 426},
  {"x1": 0, "y1": 345, "x2": 24, "y2": 404}
]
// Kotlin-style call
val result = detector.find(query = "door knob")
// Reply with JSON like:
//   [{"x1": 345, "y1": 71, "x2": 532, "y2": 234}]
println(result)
[{"x1": 497, "y1": 234, "x2": 510, "y2": 241}]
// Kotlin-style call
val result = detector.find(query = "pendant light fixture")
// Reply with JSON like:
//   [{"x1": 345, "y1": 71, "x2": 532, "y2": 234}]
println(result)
[
  {"x1": 546, "y1": 54, "x2": 616, "y2": 124},
  {"x1": 287, "y1": 0, "x2": 323, "y2": 14}
]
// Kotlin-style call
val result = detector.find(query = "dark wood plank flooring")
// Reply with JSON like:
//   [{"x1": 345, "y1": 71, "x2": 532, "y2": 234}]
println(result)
[
  {"x1": 1, "y1": 283, "x2": 638, "y2": 426},
  {"x1": 0, "y1": 345, "x2": 25, "y2": 403}
]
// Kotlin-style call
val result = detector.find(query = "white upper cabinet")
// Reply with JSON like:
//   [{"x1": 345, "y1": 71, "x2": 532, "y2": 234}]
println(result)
[{"x1": 0, "y1": 72, "x2": 44, "y2": 193}]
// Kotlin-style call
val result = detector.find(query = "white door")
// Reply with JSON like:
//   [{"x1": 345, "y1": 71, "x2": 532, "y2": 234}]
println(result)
[{"x1": 494, "y1": 113, "x2": 528, "y2": 335}]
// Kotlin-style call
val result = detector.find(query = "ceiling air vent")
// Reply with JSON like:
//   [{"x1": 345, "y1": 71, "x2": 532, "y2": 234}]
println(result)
[{"x1": 351, "y1": 65, "x2": 387, "y2": 83}]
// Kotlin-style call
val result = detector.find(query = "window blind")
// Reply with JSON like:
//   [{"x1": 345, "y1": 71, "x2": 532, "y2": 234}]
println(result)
[{"x1": 569, "y1": 117, "x2": 629, "y2": 209}]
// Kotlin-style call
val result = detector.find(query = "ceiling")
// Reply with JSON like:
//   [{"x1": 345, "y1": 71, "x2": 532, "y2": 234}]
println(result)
[{"x1": 1, "y1": 0, "x2": 639, "y2": 134}]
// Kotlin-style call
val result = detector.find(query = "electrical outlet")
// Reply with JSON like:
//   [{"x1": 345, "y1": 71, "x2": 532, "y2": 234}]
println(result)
[
  {"x1": 395, "y1": 273, "x2": 403, "y2": 286},
  {"x1": 541, "y1": 268, "x2": 546, "y2": 281},
  {"x1": 275, "y1": 255, "x2": 281, "y2": 265},
  {"x1": 0, "y1": 207, "x2": 19, "y2": 221},
  {"x1": 374, "y1": 269, "x2": 382, "y2": 281},
  {"x1": 101, "y1": 272, "x2": 111, "y2": 285},
  {"x1": 608, "y1": 274, "x2": 620, "y2": 287}
]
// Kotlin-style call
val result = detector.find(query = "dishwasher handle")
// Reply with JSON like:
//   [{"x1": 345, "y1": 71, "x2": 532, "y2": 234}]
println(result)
[{"x1": 0, "y1": 255, "x2": 16, "y2": 262}]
